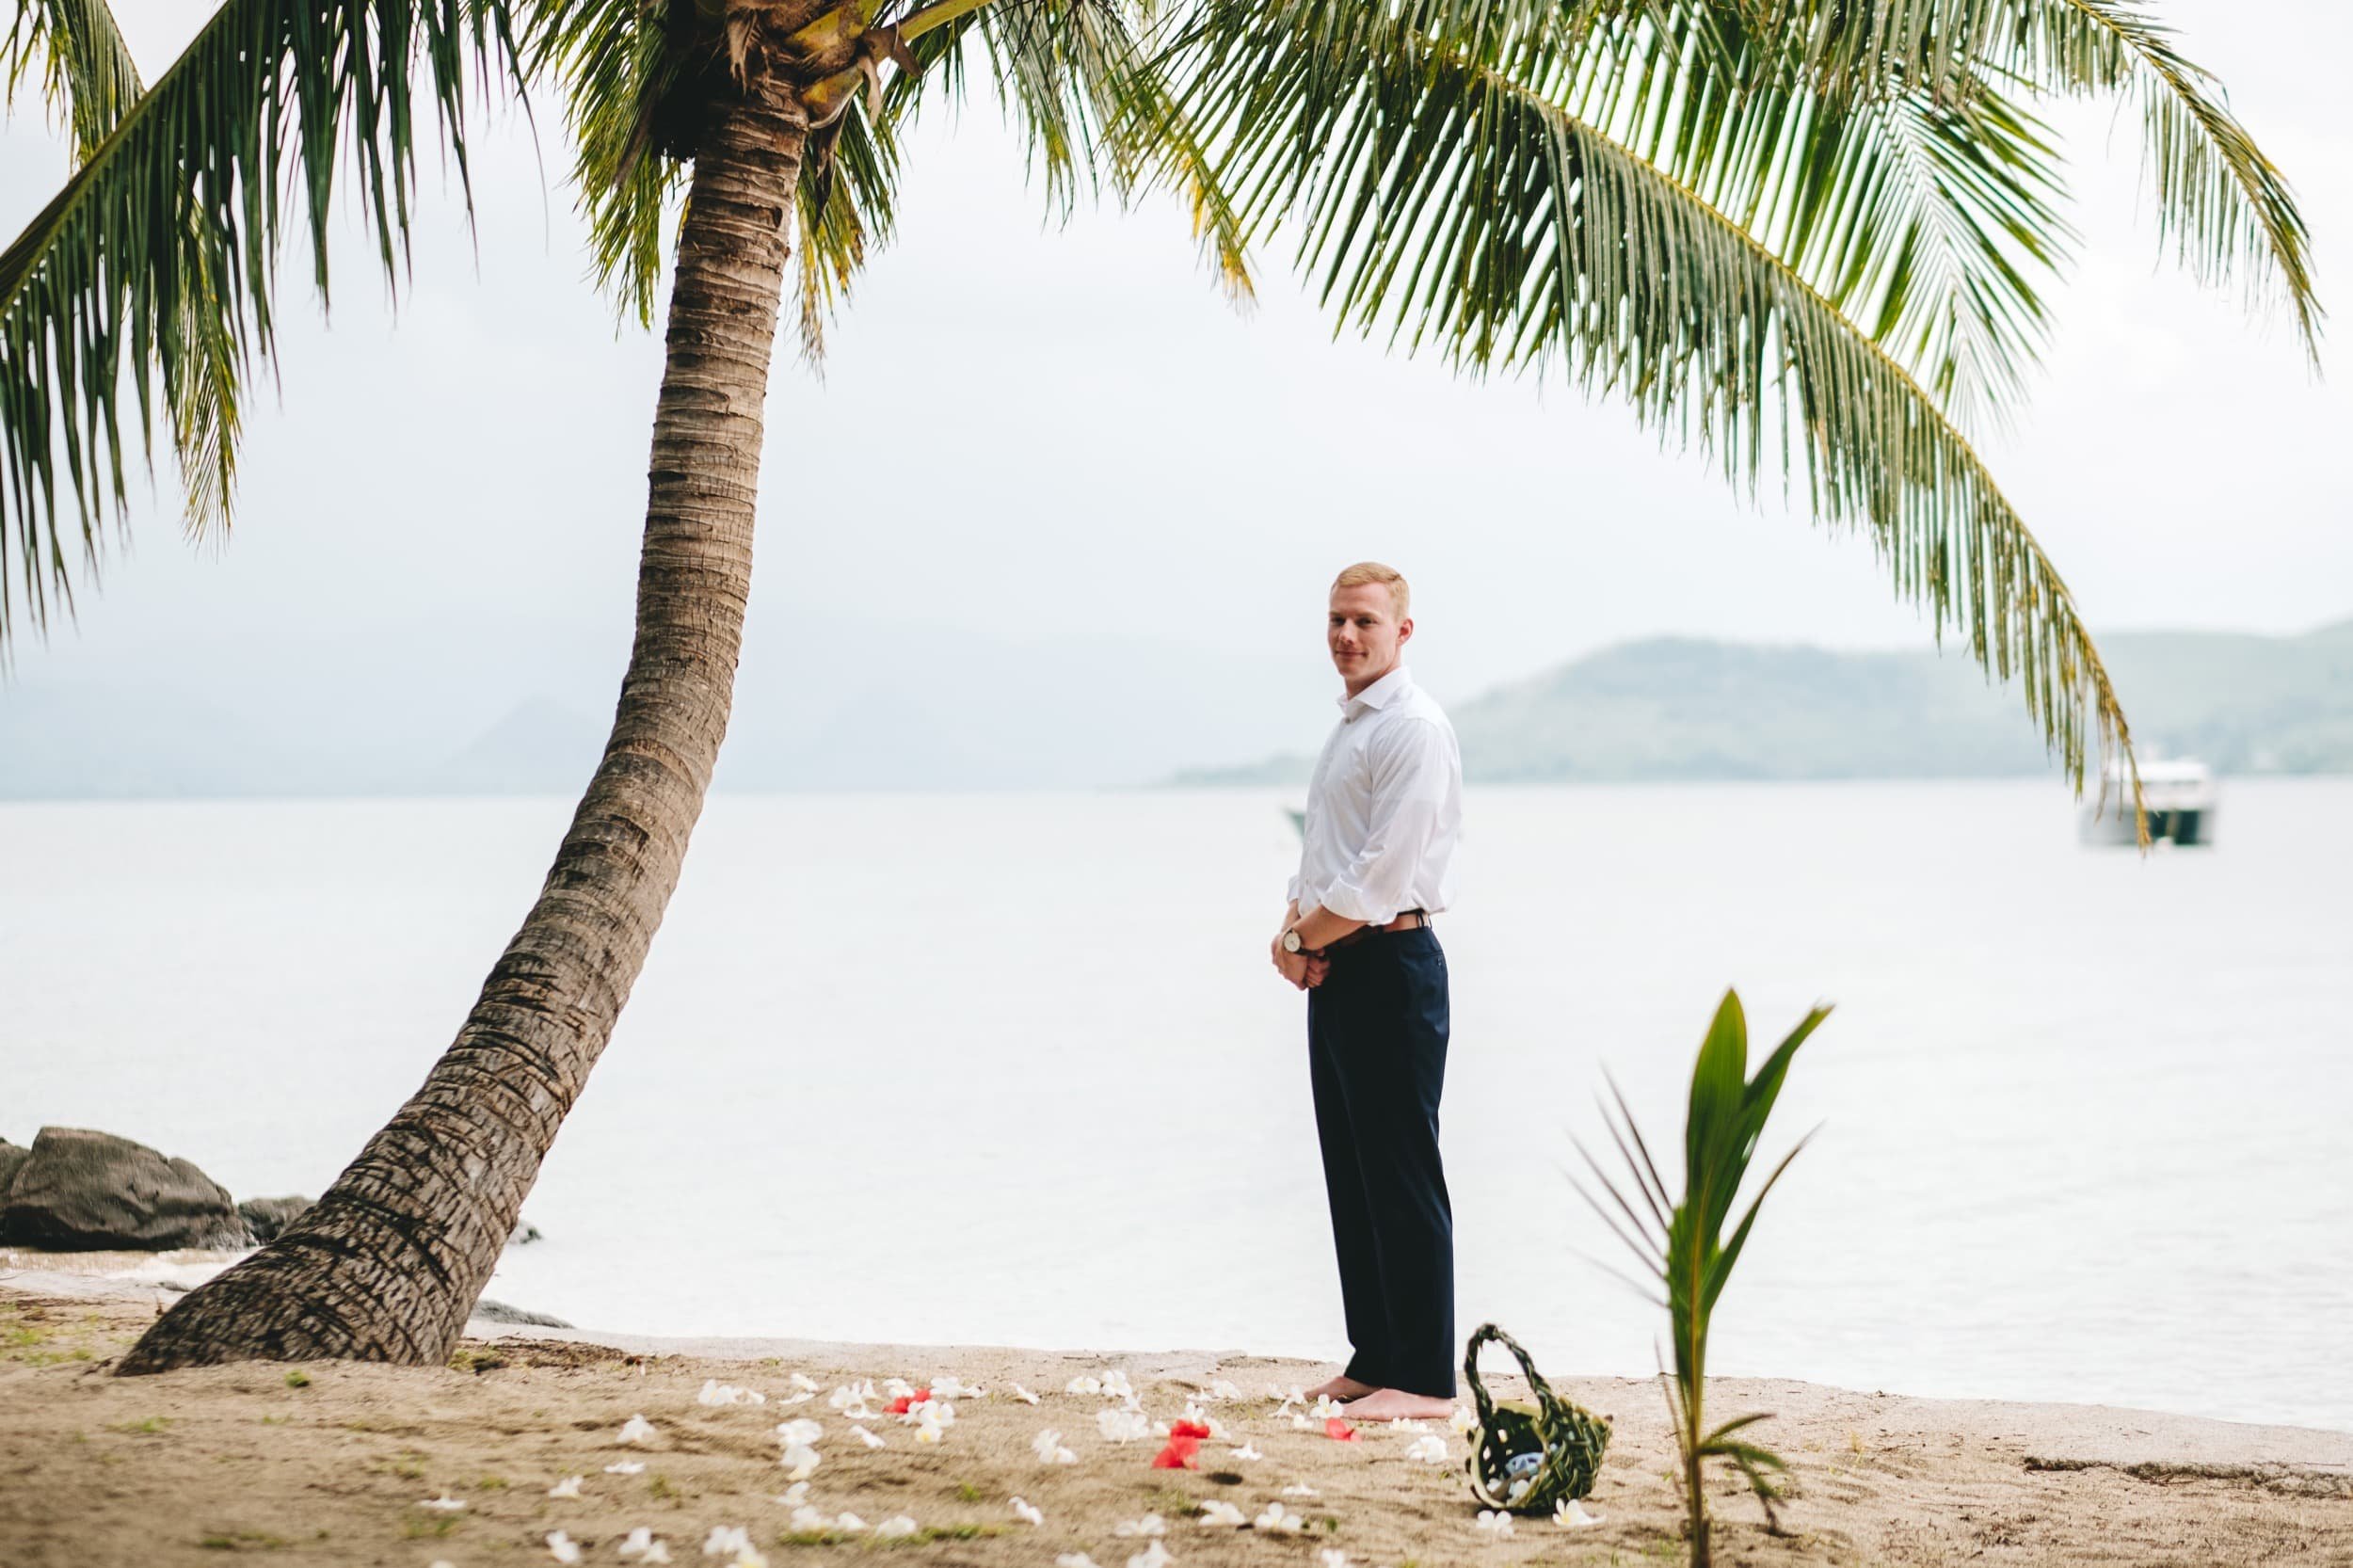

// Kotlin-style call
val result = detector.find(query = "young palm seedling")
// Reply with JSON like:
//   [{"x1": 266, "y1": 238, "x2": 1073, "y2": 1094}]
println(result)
[{"x1": 1576, "y1": 990, "x2": 1829, "y2": 1568}]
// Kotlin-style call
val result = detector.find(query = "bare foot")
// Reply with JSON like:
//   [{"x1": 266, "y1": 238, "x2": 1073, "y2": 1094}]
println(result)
[
  {"x1": 1305, "y1": 1373, "x2": 1378, "y2": 1401},
  {"x1": 1338, "y1": 1388, "x2": 1456, "y2": 1421}
]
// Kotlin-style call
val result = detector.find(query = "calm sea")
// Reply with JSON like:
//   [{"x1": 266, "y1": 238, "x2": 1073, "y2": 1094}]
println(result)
[{"x1": 5, "y1": 781, "x2": 2347, "y2": 1432}]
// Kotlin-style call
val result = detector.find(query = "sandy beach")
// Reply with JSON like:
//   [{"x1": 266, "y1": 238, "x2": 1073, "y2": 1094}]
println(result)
[{"x1": 3, "y1": 1267, "x2": 2348, "y2": 1568}]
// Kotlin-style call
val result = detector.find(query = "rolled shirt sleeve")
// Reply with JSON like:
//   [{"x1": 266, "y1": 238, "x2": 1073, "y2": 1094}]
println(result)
[{"x1": 1315, "y1": 717, "x2": 1452, "y2": 925}]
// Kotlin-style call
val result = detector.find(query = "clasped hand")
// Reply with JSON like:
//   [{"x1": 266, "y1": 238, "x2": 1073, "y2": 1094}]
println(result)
[{"x1": 1270, "y1": 933, "x2": 1331, "y2": 990}]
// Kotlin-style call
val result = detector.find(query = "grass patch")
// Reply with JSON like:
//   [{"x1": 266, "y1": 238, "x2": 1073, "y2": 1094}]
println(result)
[
  {"x1": 196, "y1": 1530, "x2": 289, "y2": 1551},
  {"x1": 400, "y1": 1515, "x2": 462, "y2": 1540},
  {"x1": 282, "y1": 1370, "x2": 310, "y2": 1388},
  {"x1": 648, "y1": 1474, "x2": 676, "y2": 1499},
  {"x1": 776, "y1": 1526, "x2": 1001, "y2": 1548},
  {"x1": 108, "y1": 1416, "x2": 172, "y2": 1435},
  {"x1": 476, "y1": 1474, "x2": 508, "y2": 1490},
  {"x1": 955, "y1": 1481, "x2": 984, "y2": 1504}
]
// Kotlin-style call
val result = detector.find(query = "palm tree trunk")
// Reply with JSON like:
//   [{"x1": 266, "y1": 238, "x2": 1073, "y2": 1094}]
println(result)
[{"x1": 117, "y1": 81, "x2": 809, "y2": 1376}]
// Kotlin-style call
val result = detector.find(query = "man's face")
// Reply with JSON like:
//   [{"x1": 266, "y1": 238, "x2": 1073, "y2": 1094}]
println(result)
[{"x1": 1328, "y1": 582, "x2": 1410, "y2": 680}]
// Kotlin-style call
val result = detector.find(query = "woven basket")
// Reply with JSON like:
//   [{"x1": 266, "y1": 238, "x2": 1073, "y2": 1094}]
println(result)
[{"x1": 1463, "y1": 1322, "x2": 1612, "y2": 1514}]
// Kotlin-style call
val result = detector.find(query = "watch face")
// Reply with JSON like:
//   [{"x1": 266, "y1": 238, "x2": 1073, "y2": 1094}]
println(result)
[{"x1": 1283, "y1": 930, "x2": 1303, "y2": 952}]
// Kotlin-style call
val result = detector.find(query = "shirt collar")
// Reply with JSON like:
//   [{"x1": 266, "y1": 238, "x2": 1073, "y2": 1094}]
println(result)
[{"x1": 1338, "y1": 664, "x2": 1414, "y2": 719}]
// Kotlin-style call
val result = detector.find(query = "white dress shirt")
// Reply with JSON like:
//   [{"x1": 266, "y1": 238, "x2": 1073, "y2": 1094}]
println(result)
[{"x1": 1286, "y1": 664, "x2": 1463, "y2": 925}]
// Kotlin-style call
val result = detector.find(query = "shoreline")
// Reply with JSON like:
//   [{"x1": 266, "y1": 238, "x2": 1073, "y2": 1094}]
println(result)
[{"x1": 4, "y1": 1273, "x2": 2348, "y2": 1567}]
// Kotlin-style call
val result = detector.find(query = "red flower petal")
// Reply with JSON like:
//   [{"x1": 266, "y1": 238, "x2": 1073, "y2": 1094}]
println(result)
[
  {"x1": 1150, "y1": 1438, "x2": 1200, "y2": 1469},
  {"x1": 886, "y1": 1395, "x2": 914, "y2": 1416},
  {"x1": 1171, "y1": 1420, "x2": 1212, "y2": 1440},
  {"x1": 1324, "y1": 1417, "x2": 1360, "y2": 1442}
]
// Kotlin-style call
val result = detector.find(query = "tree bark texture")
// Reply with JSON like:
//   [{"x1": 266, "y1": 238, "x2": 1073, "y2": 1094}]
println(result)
[{"x1": 118, "y1": 83, "x2": 809, "y2": 1375}]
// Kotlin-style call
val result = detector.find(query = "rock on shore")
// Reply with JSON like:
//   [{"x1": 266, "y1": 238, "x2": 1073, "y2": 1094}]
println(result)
[{"x1": 0, "y1": 1128, "x2": 252, "y2": 1251}]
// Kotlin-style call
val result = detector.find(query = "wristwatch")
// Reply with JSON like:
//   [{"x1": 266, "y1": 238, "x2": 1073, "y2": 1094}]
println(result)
[{"x1": 1281, "y1": 927, "x2": 1305, "y2": 954}]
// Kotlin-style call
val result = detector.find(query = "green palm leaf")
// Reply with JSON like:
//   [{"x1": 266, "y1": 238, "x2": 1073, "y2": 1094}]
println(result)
[
  {"x1": 0, "y1": 0, "x2": 508, "y2": 646},
  {"x1": 1178, "y1": 0, "x2": 2128, "y2": 785},
  {"x1": 1705, "y1": 0, "x2": 2320, "y2": 351},
  {"x1": 5, "y1": 0, "x2": 248, "y2": 542}
]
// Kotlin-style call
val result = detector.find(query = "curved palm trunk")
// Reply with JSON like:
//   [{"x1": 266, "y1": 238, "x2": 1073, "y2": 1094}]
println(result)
[{"x1": 118, "y1": 82, "x2": 809, "y2": 1375}]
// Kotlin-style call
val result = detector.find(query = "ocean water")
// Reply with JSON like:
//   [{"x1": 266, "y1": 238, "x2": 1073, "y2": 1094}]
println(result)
[{"x1": 4, "y1": 780, "x2": 2347, "y2": 1432}]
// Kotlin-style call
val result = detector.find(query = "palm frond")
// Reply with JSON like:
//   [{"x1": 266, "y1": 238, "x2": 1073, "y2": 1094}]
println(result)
[
  {"x1": 4, "y1": 0, "x2": 251, "y2": 542},
  {"x1": 1563, "y1": 6, "x2": 2073, "y2": 432},
  {"x1": 1178, "y1": 0, "x2": 2126, "y2": 787},
  {"x1": 0, "y1": 0, "x2": 509, "y2": 647},
  {"x1": 4, "y1": 0, "x2": 141, "y2": 158},
  {"x1": 1763, "y1": 0, "x2": 2319, "y2": 354},
  {"x1": 903, "y1": 0, "x2": 1254, "y2": 301}
]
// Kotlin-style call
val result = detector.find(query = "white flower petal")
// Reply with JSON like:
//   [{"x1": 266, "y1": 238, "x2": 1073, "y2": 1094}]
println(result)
[
  {"x1": 1125, "y1": 1543, "x2": 1174, "y2": 1568},
  {"x1": 1196, "y1": 1501, "x2": 1247, "y2": 1528},
  {"x1": 1282, "y1": 1482, "x2": 1319, "y2": 1498},
  {"x1": 702, "y1": 1525, "x2": 754, "y2": 1558},
  {"x1": 779, "y1": 1443, "x2": 822, "y2": 1480},
  {"x1": 417, "y1": 1496, "x2": 467, "y2": 1512},
  {"x1": 1010, "y1": 1383, "x2": 1040, "y2": 1405},
  {"x1": 1553, "y1": 1497, "x2": 1604, "y2": 1528},
  {"x1": 1065, "y1": 1376, "x2": 1102, "y2": 1395},
  {"x1": 789, "y1": 1372, "x2": 820, "y2": 1394},
  {"x1": 774, "y1": 1417, "x2": 824, "y2": 1447},
  {"x1": 789, "y1": 1506, "x2": 829, "y2": 1534},
  {"x1": 1097, "y1": 1408, "x2": 1151, "y2": 1444},
  {"x1": 1055, "y1": 1556, "x2": 1103, "y2": 1568},
  {"x1": 546, "y1": 1531, "x2": 583, "y2": 1564},
  {"x1": 1449, "y1": 1405, "x2": 1479, "y2": 1435},
  {"x1": 1406, "y1": 1434, "x2": 1448, "y2": 1464},
  {"x1": 1114, "y1": 1512, "x2": 1166, "y2": 1537},
  {"x1": 1227, "y1": 1442, "x2": 1262, "y2": 1462},
  {"x1": 849, "y1": 1424, "x2": 885, "y2": 1449},
  {"x1": 547, "y1": 1475, "x2": 584, "y2": 1499},
  {"x1": 617, "y1": 1414, "x2": 659, "y2": 1446},
  {"x1": 874, "y1": 1515, "x2": 920, "y2": 1539},
  {"x1": 1011, "y1": 1496, "x2": 1045, "y2": 1527},
  {"x1": 1209, "y1": 1380, "x2": 1242, "y2": 1401},
  {"x1": 1321, "y1": 1551, "x2": 1352, "y2": 1568},
  {"x1": 834, "y1": 1512, "x2": 866, "y2": 1533},
  {"x1": 605, "y1": 1461, "x2": 647, "y2": 1476}
]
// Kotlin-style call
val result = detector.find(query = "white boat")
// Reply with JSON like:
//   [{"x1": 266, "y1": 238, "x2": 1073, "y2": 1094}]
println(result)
[{"x1": 2081, "y1": 758, "x2": 2218, "y2": 847}]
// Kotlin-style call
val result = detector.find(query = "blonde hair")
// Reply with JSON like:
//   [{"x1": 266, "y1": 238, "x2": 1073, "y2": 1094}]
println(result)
[{"x1": 1331, "y1": 561, "x2": 1410, "y2": 620}]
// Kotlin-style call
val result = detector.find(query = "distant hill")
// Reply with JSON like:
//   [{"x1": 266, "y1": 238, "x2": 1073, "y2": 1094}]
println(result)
[{"x1": 1166, "y1": 622, "x2": 2353, "y2": 784}]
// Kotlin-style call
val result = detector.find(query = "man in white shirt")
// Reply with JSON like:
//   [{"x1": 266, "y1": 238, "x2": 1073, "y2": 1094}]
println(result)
[{"x1": 1271, "y1": 561, "x2": 1464, "y2": 1422}]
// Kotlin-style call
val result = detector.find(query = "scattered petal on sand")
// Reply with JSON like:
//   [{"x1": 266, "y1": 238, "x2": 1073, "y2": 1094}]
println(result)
[
  {"x1": 1282, "y1": 1482, "x2": 1319, "y2": 1498},
  {"x1": 1386, "y1": 1416, "x2": 1430, "y2": 1432},
  {"x1": 605, "y1": 1461, "x2": 647, "y2": 1476},
  {"x1": 1010, "y1": 1383, "x2": 1041, "y2": 1405},
  {"x1": 698, "y1": 1379, "x2": 764, "y2": 1406},
  {"x1": 417, "y1": 1495, "x2": 467, "y2": 1512},
  {"x1": 1253, "y1": 1503, "x2": 1304, "y2": 1533},
  {"x1": 788, "y1": 1373, "x2": 820, "y2": 1394},
  {"x1": 874, "y1": 1516, "x2": 920, "y2": 1539},
  {"x1": 1553, "y1": 1497, "x2": 1605, "y2": 1528},
  {"x1": 1289, "y1": 1414, "x2": 1315, "y2": 1432},
  {"x1": 849, "y1": 1424, "x2": 886, "y2": 1449},
  {"x1": 1449, "y1": 1405, "x2": 1479, "y2": 1435},
  {"x1": 1055, "y1": 1556, "x2": 1103, "y2": 1568},
  {"x1": 932, "y1": 1374, "x2": 984, "y2": 1399},
  {"x1": 1324, "y1": 1417, "x2": 1360, "y2": 1442},
  {"x1": 1066, "y1": 1376, "x2": 1103, "y2": 1396},
  {"x1": 548, "y1": 1475, "x2": 584, "y2": 1499},
  {"x1": 779, "y1": 1443, "x2": 822, "y2": 1480},
  {"x1": 1101, "y1": 1370, "x2": 1135, "y2": 1400},
  {"x1": 777, "y1": 1482, "x2": 809, "y2": 1507},
  {"x1": 1098, "y1": 1408, "x2": 1152, "y2": 1444},
  {"x1": 789, "y1": 1506, "x2": 829, "y2": 1534},
  {"x1": 1032, "y1": 1428, "x2": 1079, "y2": 1464},
  {"x1": 547, "y1": 1531, "x2": 583, "y2": 1564},
  {"x1": 1114, "y1": 1512, "x2": 1168, "y2": 1537},
  {"x1": 1273, "y1": 1384, "x2": 1305, "y2": 1409},
  {"x1": 834, "y1": 1512, "x2": 867, "y2": 1533},
  {"x1": 1476, "y1": 1510, "x2": 1517, "y2": 1539},
  {"x1": 1227, "y1": 1442, "x2": 1263, "y2": 1462},
  {"x1": 617, "y1": 1414, "x2": 659, "y2": 1446},
  {"x1": 1321, "y1": 1551, "x2": 1353, "y2": 1568},
  {"x1": 1311, "y1": 1396, "x2": 1346, "y2": 1419},
  {"x1": 775, "y1": 1417, "x2": 824, "y2": 1448},
  {"x1": 884, "y1": 1378, "x2": 918, "y2": 1400},
  {"x1": 1011, "y1": 1496, "x2": 1046, "y2": 1527},
  {"x1": 1406, "y1": 1434, "x2": 1448, "y2": 1464},
  {"x1": 829, "y1": 1381, "x2": 879, "y2": 1418},
  {"x1": 619, "y1": 1527, "x2": 674, "y2": 1562},
  {"x1": 1196, "y1": 1501, "x2": 1247, "y2": 1528},
  {"x1": 1209, "y1": 1379, "x2": 1242, "y2": 1401},
  {"x1": 1126, "y1": 1542, "x2": 1175, "y2": 1568},
  {"x1": 704, "y1": 1525, "x2": 755, "y2": 1559}
]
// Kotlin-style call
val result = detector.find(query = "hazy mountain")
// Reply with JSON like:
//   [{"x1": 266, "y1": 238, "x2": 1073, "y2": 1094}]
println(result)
[{"x1": 1166, "y1": 621, "x2": 2353, "y2": 784}]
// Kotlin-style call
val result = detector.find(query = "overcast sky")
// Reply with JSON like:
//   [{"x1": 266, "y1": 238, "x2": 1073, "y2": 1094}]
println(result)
[{"x1": 1, "y1": 0, "x2": 2345, "y2": 770}]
